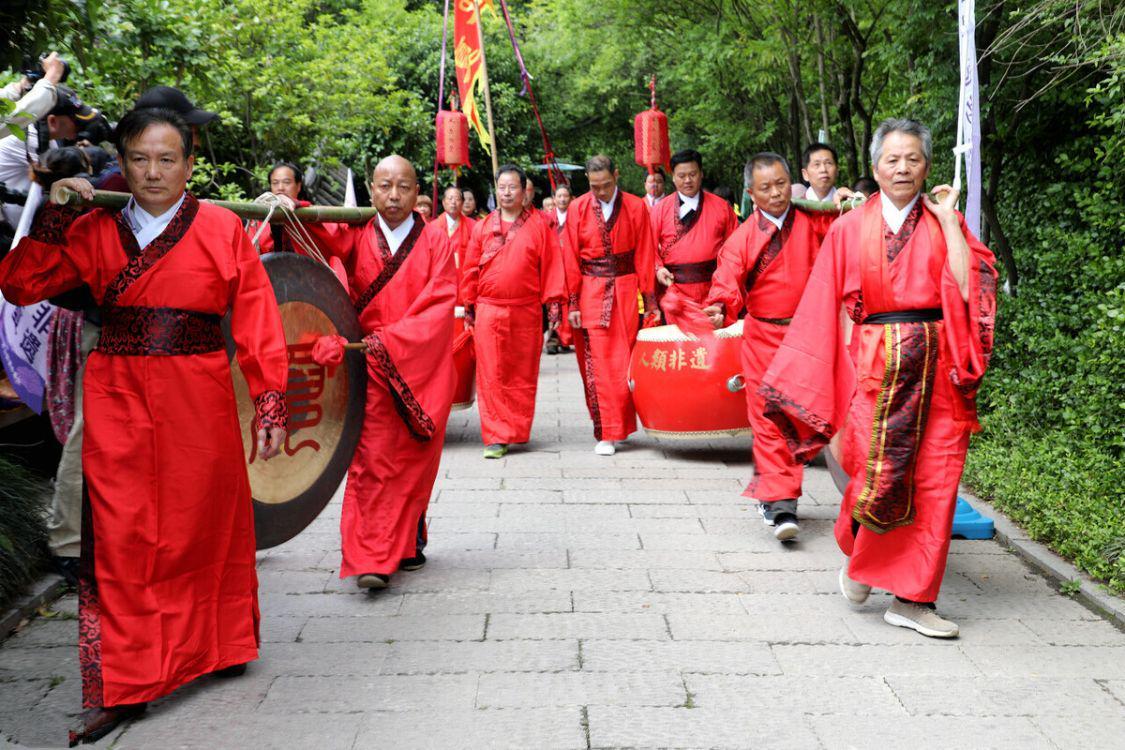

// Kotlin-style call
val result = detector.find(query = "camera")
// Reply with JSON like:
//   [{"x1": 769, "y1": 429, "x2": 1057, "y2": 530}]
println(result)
[{"x1": 22, "y1": 54, "x2": 70, "y2": 84}]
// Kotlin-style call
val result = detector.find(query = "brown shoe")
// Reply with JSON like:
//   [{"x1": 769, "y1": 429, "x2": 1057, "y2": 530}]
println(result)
[{"x1": 68, "y1": 703, "x2": 147, "y2": 746}]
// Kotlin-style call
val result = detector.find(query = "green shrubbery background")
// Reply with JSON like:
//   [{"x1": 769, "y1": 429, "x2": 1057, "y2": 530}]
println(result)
[{"x1": 964, "y1": 45, "x2": 1125, "y2": 592}]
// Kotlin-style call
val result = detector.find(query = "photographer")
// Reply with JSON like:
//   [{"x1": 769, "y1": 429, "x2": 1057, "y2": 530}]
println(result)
[
  {"x1": 0, "y1": 52, "x2": 67, "y2": 140},
  {"x1": 0, "y1": 83, "x2": 99, "y2": 235}
]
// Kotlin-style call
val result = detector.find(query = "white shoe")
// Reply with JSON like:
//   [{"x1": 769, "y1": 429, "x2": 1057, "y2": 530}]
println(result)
[
  {"x1": 838, "y1": 566, "x2": 872, "y2": 604},
  {"x1": 884, "y1": 599, "x2": 960, "y2": 639},
  {"x1": 594, "y1": 440, "x2": 616, "y2": 456}
]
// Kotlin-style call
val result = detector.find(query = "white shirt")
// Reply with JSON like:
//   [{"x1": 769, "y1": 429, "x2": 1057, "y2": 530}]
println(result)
[
  {"x1": 882, "y1": 193, "x2": 920, "y2": 234},
  {"x1": 677, "y1": 191, "x2": 700, "y2": 219},
  {"x1": 644, "y1": 193, "x2": 664, "y2": 208},
  {"x1": 123, "y1": 193, "x2": 186, "y2": 250},
  {"x1": 805, "y1": 185, "x2": 837, "y2": 202},
  {"x1": 555, "y1": 208, "x2": 567, "y2": 227},
  {"x1": 599, "y1": 189, "x2": 619, "y2": 222},
  {"x1": 444, "y1": 212, "x2": 459, "y2": 234},
  {"x1": 760, "y1": 207, "x2": 789, "y2": 231},
  {"x1": 378, "y1": 213, "x2": 415, "y2": 256}
]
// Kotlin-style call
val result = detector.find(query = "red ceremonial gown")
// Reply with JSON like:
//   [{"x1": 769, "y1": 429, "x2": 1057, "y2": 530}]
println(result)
[
  {"x1": 305, "y1": 214, "x2": 456, "y2": 577},
  {"x1": 761, "y1": 194, "x2": 996, "y2": 601},
  {"x1": 545, "y1": 209, "x2": 574, "y2": 347},
  {"x1": 563, "y1": 191, "x2": 656, "y2": 441},
  {"x1": 0, "y1": 197, "x2": 288, "y2": 708},
  {"x1": 651, "y1": 191, "x2": 737, "y2": 307},
  {"x1": 461, "y1": 209, "x2": 565, "y2": 445},
  {"x1": 707, "y1": 207, "x2": 833, "y2": 502}
]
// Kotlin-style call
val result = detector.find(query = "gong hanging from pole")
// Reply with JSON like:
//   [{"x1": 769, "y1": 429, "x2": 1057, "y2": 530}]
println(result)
[{"x1": 223, "y1": 253, "x2": 366, "y2": 549}]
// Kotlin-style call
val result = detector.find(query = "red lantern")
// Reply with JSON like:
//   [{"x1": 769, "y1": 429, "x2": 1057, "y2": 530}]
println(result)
[
  {"x1": 634, "y1": 108, "x2": 670, "y2": 174},
  {"x1": 436, "y1": 109, "x2": 470, "y2": 169},
  {"x1": 634, "y1": 76, "x2": 670, "y2": 174}
]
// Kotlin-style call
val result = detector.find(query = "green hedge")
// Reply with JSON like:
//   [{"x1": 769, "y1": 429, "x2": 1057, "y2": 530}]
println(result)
[
  {"x1": 0, "y1": 455, "x2": 49, "y2": 611},
  {"x1": 963, "y1": 51, "x2": 1125, "y2": 594}
]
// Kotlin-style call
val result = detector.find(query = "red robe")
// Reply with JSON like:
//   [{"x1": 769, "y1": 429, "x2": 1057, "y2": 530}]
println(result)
[
  {"x1": 439, "y1": 212, "x2": 476, "y2": 306},
  {"x1": 305, "y1": 214, "x2": 456, "y2": 577},
  {"x1": 563, "y1": 190, "x2": 657, "y2": 441},
  {"x1": 707, "y1": 207, "x2": 833, "y2": 502},
  {"x1": 651, "y1": 191, "x2": 737, "y2": 306},
  {"x1": 247, "y1": 200, "x2": 313, "y2": 255},
  {"x1": 761, "y1": 194, "x2": 997, "y2": 601},
  {"x1": 461, "y1": 209, "x2": 565, "y2": 444},
  {"x1": 0, "y1": 197, "x2": 288, "y2": 708},
  {"x1": 544, "y1": 209, "x2": 575, "y2": 347}
]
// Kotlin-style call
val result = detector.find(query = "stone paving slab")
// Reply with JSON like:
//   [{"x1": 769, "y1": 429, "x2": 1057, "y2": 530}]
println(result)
[{"x1": 2, "y1": 351, "x2": 1124, "y2": 749}]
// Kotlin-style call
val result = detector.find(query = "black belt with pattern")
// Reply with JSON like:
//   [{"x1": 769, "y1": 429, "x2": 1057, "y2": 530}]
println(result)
[{"x1": 97, "y1": 305, "x2": 226, "y2": 356}]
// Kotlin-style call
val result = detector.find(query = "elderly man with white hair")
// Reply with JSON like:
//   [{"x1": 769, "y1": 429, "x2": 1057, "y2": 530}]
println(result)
[{"x1": 760, "y1": 118, "x2": 998, "y2": 638}]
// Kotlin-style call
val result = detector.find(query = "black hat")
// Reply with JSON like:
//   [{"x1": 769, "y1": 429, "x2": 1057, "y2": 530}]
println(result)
[
  {"x1": 134, "y1": 86, "x2": 217, "y2": 126},
  {"x1": 51, "y1": 85, "x2": 99, "y2": 123}
]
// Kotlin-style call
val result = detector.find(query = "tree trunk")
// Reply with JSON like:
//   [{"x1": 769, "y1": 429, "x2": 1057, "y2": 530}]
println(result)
[{"x1": 814, "y1": 14, "x2": 831, "y2": 141}]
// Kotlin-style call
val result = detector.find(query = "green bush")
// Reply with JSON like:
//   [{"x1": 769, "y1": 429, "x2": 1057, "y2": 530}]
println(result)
[
  {"x1": 964, "y1": 44, "x2": 1125, "y2": 594},
  {"x1": 0, "y1": 456, "x2": 50, "y2": 611}
]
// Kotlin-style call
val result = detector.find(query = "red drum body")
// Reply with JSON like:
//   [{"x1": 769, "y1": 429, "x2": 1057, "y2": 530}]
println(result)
[
  {"x1": 628, "y1": 321, "x2": 750, "y2": 438},
  {"x1": 452, "y1": 306, "x2": 476, "y2": 410}
]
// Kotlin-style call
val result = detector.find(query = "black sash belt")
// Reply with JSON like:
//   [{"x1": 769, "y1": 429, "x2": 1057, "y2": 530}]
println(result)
[
  {"x1": 581, "y1": 250, "x2": 636, "y2": 278},
  {"x1": 97, "y1": 306, "x2": 226, "y2": 356},
  {"x1": 753, "y1": 316, "x2": 792, "y2": 326},
  {"x1": 862, "y1": 308, "x2": 943, "y2": 324},
  {"x1": 664, "y1": 258, "x2": 717, "y2": 284}
]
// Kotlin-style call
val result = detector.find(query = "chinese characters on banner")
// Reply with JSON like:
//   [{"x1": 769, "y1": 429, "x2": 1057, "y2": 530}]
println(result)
[
  {"x1": 0, "y1": 181, "x2": 54, "y2": 413},
  {"x1": 453, "y1": 0, "x2": 495, "y2": 153}
]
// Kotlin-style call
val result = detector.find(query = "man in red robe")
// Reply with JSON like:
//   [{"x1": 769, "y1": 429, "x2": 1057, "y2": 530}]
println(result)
[
  {"x1": 438, "y1": 185, "x2": 476, "y2": 306},
  {"x1": 303, "y1": 156, "x2": 456, "y2": 590},
  {"x1": 704, "y1": 153, "x2": 845, "y2": 542},
  {"x1": 563, "y1": 155, "x2": 657, "y2": 455},
  {"x1": 0, "y1": 108, "x2": 289, "y2": 743},
  {"x1": 461, "y1": 164, "x2": 566, "y2": 458},
  {"x1": 761, "y1": 119, "x2": 997, "y2": 638},
  {"x1": 544, "y1": 184, "x2": 575, "y2": 354},
  {"x1": 651, "y1": 149, "x2": 737, "y2": 310}
]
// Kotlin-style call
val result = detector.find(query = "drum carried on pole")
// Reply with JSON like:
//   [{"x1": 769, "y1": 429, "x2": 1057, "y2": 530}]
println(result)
[
  {"x1": 628, "y1": 321, "x2": 750, "y2": 438},
  {"x1": 224, "y1": 253, "x2": 366, "y2": 549}
]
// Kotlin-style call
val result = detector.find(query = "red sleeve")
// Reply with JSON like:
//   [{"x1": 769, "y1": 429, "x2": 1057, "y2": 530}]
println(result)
[
  {"x1": 706, "y1": 224, "x2": 751, "y2": 326},
  {"x1": 0, "y1": 204, "x2": 94, "y2": 305},
  {"x1": 562, "y1": 204, "x2": 583, "y2": 307},
  {"x1": 538, "y1": 218, "x2": 566, "y2": 305},
  {"x1": 227, "y1": 218, "x2": 289, "y2": 403},
  {"x1": 460, "y1": 220, "x2": 484, "y2": 307},
  {"x1": 940, "y1": 214, "x2": 998, "y2": 409}
]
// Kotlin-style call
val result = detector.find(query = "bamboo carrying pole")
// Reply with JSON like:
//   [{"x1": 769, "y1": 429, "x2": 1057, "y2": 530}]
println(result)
[{"x1": 55, "y1": 189, "x2": 378, "y2": 224}]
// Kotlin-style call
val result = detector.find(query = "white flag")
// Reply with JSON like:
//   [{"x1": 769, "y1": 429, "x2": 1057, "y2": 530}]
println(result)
[
  {"x1": 956, "y1": 0, "x2": 983, "y2": 236},
  {"x1": 343, "y1": 168, "x2": 357, "y2": 208}
]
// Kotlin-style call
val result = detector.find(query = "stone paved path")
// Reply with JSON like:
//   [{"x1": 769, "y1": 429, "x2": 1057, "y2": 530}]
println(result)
[{"x1": 3, "y1": 352, "x2": 1125, "y2": 749}]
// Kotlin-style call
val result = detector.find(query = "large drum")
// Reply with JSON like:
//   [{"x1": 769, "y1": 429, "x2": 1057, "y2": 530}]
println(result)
[
  {"x1": 224, "y1": 253, "x2": 366, "y2": 549},
  {"x1": 452, "y1": 306, "x2": 476, "y2": 410},
  {"x1": 628, "y1": 320, "x2": 750, "y2": 438}
]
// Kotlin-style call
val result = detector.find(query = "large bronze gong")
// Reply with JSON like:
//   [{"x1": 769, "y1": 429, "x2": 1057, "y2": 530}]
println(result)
[{"x1": 224, "y1": 253, "x2": 366, "y2": 549}]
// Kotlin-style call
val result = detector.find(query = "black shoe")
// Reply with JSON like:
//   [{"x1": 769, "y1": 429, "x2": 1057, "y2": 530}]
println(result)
[
  {"x1": 773, "y1": 512, "x2": 800, "y2": 542},
  {"x1": 213, "y1": 662, "x2": 248, "y2": 678},
  {"x1": 399, "y1": 551, "x2": 427, "y2": 571},
  {"x1": 52, "y1": 556, "x2": 80, "y2": 588}
]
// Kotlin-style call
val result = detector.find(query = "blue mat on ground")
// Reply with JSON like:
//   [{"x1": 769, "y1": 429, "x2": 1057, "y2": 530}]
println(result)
[{"x1": 952, "y1": 497, "x2": 995, "y2": 539}]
